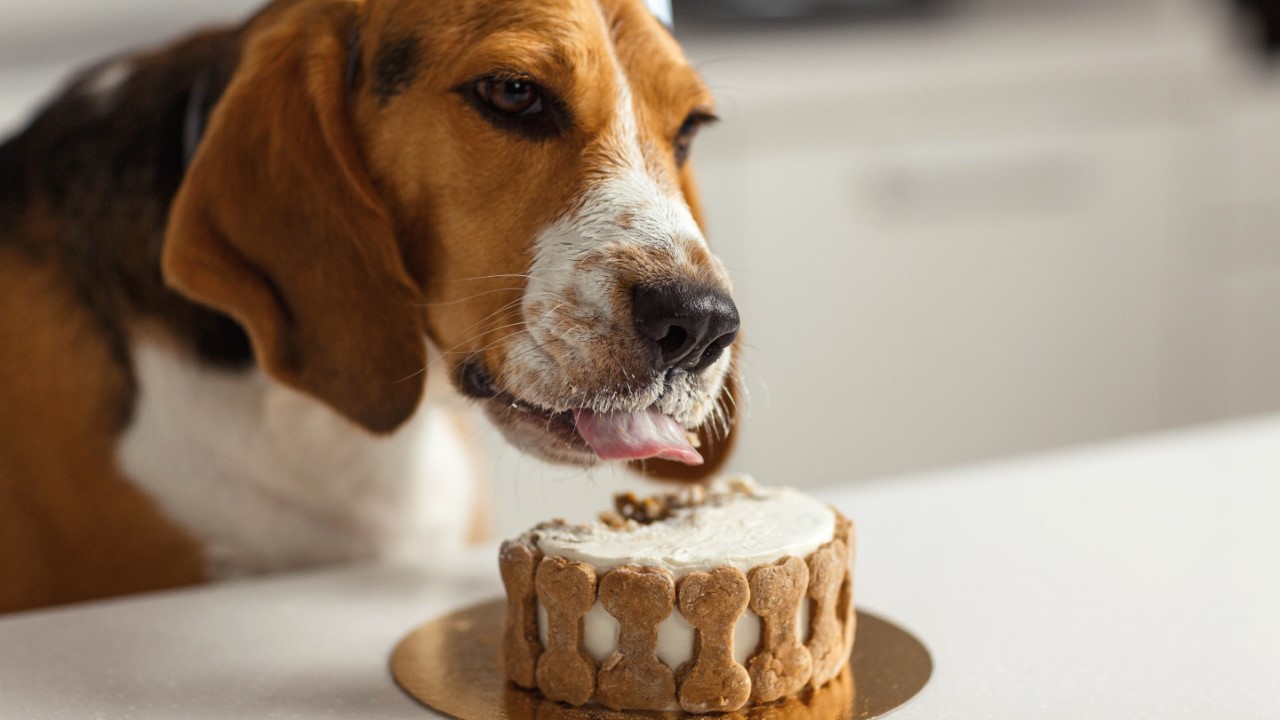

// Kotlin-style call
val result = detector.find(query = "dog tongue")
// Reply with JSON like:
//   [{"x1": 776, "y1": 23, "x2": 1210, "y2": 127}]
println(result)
[{"x1": 573, "y1": 408, "x2": 704, "y2": 466}]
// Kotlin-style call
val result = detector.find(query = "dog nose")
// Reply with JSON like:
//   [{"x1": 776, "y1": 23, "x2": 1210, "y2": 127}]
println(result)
[{"x1": 632, "y1": 282, "x2": 740, "y2": 374}]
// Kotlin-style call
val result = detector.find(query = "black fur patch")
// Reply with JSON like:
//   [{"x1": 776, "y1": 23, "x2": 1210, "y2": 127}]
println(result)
[
  {"x1": 0, "y1": 26, "x2": 254, "y2": 427},
  {"x1": 372, "y1": 36, "x2": 423, "y2": 104},
  {"x1": 346, "y1": 30, "x2": 364, "y2": 91}
]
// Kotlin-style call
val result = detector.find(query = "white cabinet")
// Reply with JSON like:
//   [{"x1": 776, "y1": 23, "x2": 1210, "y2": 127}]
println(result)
[
  {"x1": 1193, "y1": 79, "x2": 1280, "y2": 418},
  {"x1": 685, "y1": 2, "x2": 1279, "y2": 482}
]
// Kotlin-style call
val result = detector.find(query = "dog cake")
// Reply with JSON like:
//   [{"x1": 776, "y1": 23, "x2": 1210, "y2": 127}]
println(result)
[{"x1": 499, "y1": 477, "x2": 855, "y2": 713}]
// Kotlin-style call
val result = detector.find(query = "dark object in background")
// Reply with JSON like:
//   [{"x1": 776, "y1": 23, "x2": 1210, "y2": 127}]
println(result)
[
  {"x1": 674, "y1": 0, "x2": 941, "y2": 25},
  {"x1": 1236, "y1": 0, "x2": 1280, "y2": 56},
  {"x1": 679, "y1": 0, "x2": 1280, "y2": 62}
]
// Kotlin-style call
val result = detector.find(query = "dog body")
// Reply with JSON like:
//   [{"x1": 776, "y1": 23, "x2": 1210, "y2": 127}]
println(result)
[{"x1": 0, "y1": 0, "x2": 739, "y2": 613}]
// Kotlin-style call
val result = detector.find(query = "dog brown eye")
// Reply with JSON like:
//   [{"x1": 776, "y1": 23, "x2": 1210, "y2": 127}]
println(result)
[
  {"x1": 459, "y1": 74, "x2": 569, "y2": 140},
  {"x1": 477, "y1": 77, "x2": 542, "y2": 116},
  {"x1": 674, "y1": 111, "x2": 717, "y2": 166},
  {"x1": 674, "y1": 127, "x2": 695, "y2": 166}
]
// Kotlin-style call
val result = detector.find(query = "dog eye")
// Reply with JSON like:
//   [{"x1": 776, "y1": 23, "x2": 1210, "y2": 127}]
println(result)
[
  {"x1": 674, "y1": 111, "x2": 717, "y2": 166},
  {"x1": 461, "y1": 74, "x2": 568, "y2": 140},
  {"x1": 476, "y1": 77, "x2": 543, "y2": 116}
]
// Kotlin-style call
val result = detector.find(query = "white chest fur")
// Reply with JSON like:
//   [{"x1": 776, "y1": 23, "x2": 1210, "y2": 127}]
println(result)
[{"x1": 117, "y1": 338, "x2": 480, "y2": 579}]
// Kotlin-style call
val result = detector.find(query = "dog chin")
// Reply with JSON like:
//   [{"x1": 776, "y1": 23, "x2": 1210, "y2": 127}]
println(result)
[{"x1": 479, "y1": 397, "x2": 601, "y2": 467}]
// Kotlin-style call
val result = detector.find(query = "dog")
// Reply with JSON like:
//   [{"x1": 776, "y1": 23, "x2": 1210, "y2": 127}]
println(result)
[{"x1": 0, "y1": 0, "x2": 742, "y2": 613}]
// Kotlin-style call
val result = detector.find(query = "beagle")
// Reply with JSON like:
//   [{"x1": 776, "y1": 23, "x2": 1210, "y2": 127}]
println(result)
[{"x1": 0, "y1": 0, "x2": 740, "y2": 613}]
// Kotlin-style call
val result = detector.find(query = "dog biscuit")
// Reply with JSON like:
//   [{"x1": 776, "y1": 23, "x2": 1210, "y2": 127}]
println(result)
[
  {"x1": 747, "y1": 555, "x2": 813, "y2": 703},
  {"x1": 534, "y1": 556, "x2": 597, "y2": 705},
  {"x1": 806, "y1": 538, "x2": 850, "y2": 689},
  {"x1": 499, "y1": 539, "x2": 543, "y2": 688},
  {"x1": 676, "y1": 567, "x2": 752, "y2": 713},
  {"x1": 597, "y1": 565, "x2": 677, "y2": 710},
  {"x1": 837, "y1": 515, "x2": 858, "y2": 653}
]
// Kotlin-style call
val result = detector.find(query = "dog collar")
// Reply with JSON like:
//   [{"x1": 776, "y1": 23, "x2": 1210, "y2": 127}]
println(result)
[
  {"x1": 346, "y1": 26, "x2": 361, "y2": 92},
  {"x1": 182, "y1": 70, "x2": 210, "y2": 169}
]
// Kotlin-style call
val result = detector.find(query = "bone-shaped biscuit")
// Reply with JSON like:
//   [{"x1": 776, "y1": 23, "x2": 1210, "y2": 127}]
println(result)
[
  {"x1": 747, "y1": 556, "x2": 813, "y2": 703},
  {"x1": 835, "y1": 513, "x2": 854, "y2": 550},
  {"x1": 806, "y1": 538, "x2": 850, "y2": 689},
  {"x1": 676, "y1": 567, "x2": 752, "y2": 713},
  {"x1": 839, "y1": 565, "x2": 856, "y2": 665},
  {"x1": 838, "y1": 517, "x2": 858, "y2": 655},
  {"x1": 499, "y1": 540, "x2": 542, "y2": 688},
  {"x1": 597, "y1": 565, "x2": 677, "y2": 710},
  {"x1": 534, "y1": 556, "x2": 597, "y2": 705}
]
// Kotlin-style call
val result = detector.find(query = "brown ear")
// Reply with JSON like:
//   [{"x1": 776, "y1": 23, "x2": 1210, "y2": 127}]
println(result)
[
  {"x1": 633, "y1": 347, "x2": 742, "y2": 482},
  {"x1": 163, "y1": 1, "x2": 425, "y2": 433}
]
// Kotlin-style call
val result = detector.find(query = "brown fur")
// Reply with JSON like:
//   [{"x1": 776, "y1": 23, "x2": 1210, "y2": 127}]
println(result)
[
  {"x1": 0, "y1": 249, "x2": 204, "y2": 613},
  {"x1": 165, "y1": 0, "x2": 429, "y2": 433},
  {"x1": 167, "y1": 0, "x2": 731, "y2": 437},
  {"x1": 0, "y1": 28, "x2": 246, "y2": 611},
  {"x1": 0, "y1": 0, "x2": 738, "y2": 612}
]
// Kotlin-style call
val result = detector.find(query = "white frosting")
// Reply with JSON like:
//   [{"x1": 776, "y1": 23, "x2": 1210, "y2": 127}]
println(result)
[
  {"x1": 530, "y1": 478, "x2": 834, "y2": 681},
  {"x1": 532, "y1": 479, "x2": 837, "y2": 577}
]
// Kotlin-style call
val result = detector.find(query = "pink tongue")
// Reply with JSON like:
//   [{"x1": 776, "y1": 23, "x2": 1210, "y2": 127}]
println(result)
[{"x1": 573, "y1": 408, "x2": 704, "y2": 466}]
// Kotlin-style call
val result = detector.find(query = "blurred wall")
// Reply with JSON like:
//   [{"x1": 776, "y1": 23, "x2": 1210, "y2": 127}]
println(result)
[
  {"x1": 683, "y1": 0, "x2": 1280, "y2": 487},
  {"x1": 1, "y1": 0, "x2": 1277, "y2": 534},
  {"x1": 0, "y1": 1, "x2": 261, "y2": 133}
]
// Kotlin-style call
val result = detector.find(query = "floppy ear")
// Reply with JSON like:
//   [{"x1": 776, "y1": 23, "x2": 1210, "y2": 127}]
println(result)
[
  {"x1": 633, "y1": 347, "x2": 742, "y2": 482},
  {"x1": 163, "y1": 1, "x2": 426, "y2": 433}
]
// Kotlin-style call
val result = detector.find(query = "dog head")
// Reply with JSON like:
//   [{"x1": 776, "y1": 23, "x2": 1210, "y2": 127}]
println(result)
[{"x1": 164, "y1": 0, "x2": 740, "y2": 478}]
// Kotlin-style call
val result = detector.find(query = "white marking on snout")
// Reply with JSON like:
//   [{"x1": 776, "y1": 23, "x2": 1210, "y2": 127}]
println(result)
[{"x1": 501, "y1": 64, "x2": 730, "y2": 425}]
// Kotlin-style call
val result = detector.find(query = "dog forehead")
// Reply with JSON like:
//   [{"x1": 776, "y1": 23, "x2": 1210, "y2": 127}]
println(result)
[
  {"x1": 364, "y1": 0, "x2": 607, "y2": 48},
  {"x1": 601, "y1": 0, "x2": 710, "y2": 111},
  {"x1": 362, "y1": 0, "x2": 697, "y2": 93}
]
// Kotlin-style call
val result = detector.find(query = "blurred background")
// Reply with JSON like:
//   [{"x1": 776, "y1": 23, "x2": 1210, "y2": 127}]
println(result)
[{"x1": 2, "y1": 0, "x2": 1278, "y2": 537}]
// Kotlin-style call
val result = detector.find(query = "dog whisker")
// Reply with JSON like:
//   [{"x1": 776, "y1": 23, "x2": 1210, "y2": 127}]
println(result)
[
  {"x1": 393, "y1": 366, "x2": 427, "y2": 385},
  {"x1": 415, "y1": 287, "x2": 553, "y2": 308},
  {"x1": 422, "y1": 294, "x2": 537, "y2": 365},
  {"x1": 444, "y1": 273, "x2": 536, "y2": 284},
  {"x1": 427, "y1": 319, "x2": 533, "y2": 369}
]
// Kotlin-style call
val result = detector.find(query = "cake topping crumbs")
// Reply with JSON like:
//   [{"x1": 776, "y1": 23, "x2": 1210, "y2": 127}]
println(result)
[
  {"x1": 599, "y1": 510, "x2": 629, "y2": 529},
  {"x1": 603, "y1": 477, "x2": 768, "y2": 527},
  {"x1": 614, "y1": 492, "x2": 673, "y2": 525}
]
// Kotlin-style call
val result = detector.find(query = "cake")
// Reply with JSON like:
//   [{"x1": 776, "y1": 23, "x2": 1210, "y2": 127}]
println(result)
[{"x1": 499, "y1": 477, "x2": 855, "y2": 713}]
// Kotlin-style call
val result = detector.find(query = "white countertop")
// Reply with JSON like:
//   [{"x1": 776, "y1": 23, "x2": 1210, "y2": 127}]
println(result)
[{"x1": 2, "y1": 415, "x2": 1279, "y2": 719}]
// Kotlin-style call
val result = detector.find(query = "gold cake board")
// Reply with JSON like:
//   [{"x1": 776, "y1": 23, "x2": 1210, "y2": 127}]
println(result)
[{"x1": 391, "y1": 599, "x2": 931, "y2": 720}]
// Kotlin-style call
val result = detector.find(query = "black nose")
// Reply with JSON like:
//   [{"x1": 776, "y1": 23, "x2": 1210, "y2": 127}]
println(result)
[{"x1": 632, "y1": 282, "x2": 740, "y2": 374}]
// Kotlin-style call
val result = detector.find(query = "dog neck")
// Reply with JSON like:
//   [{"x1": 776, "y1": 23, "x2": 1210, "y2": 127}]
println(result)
[{"x1": 117, "y1": 335, "x2": 482, "y2": 578}]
